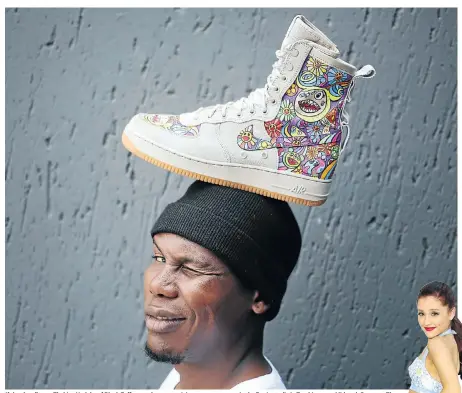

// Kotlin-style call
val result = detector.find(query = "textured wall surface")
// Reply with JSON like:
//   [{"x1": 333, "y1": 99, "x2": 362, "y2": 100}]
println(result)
[{"x1": 5, "y1": 8, "x2": 457, "y2": 389}]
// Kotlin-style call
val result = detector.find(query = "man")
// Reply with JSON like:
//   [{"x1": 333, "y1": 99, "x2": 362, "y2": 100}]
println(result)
[{"x1": 143, "y1": 181, "x2": 302, "y2": 389}]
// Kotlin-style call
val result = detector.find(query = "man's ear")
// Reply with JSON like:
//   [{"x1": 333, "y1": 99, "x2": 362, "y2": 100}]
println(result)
[{"x1": 251, "y1": 291, "x2": 271, "y2": 315}]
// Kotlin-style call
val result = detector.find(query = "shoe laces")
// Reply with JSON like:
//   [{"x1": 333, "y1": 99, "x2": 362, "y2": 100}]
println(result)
[
  {"x1": 339, "y1": 64, "x2": 376, "y2": 154},
  {"x1": 339, "y1": 78, "x2": 356, "y2": 154},
  {"x1": 192, "y1": 45, "x2": 299, "y2": 120}
]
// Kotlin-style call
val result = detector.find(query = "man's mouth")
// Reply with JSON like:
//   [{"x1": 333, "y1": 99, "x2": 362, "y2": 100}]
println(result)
[
  {"x1": 145, "y1": 315, "x2": 186, "y2": 333},
  {"x1": 299, "y1": 99, "x2": 321, "y2": 113},
  {"x1": 151, "y1": 316, "x2": 184, "y2": 321}
]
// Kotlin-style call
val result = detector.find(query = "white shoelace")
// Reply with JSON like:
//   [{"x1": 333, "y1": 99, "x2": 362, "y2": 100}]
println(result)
[
  {"x1": 339, "y1": 77, "x2": 356, "y2": 154},
  {"x1": 339, "y1": 64, "x2": 376, "y2": 154},
  {"x1": 192, "y1": 46, "x2": 299, "y2": 120}
]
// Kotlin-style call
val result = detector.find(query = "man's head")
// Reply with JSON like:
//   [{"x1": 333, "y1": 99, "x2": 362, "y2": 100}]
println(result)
[{"x1": 143, "y1": 181, "x2": 302, "y2": 364}]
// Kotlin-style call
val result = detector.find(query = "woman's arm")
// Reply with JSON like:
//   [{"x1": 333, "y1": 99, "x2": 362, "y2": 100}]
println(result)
[{"x1": 428, "y1": 337, "x2": 461, "y2": 393}]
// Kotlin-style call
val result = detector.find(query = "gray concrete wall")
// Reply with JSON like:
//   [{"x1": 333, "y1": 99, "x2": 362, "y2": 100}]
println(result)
[{"x1": 5, "y1": 8, "x2": 456, "y2": 389}]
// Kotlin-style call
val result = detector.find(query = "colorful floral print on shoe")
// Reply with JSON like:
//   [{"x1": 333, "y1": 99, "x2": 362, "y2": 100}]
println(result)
[
  {"x1": 236, "y1": 54, "x2": 352, "y2": 180},
  {"x1": 143, "y1": 114, "x2": 200, "y2": 137}
]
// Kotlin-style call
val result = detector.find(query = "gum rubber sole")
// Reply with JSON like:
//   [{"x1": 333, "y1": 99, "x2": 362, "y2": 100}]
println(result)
[{"x1": 122, "y1": 132, "x2": 326, "y2": 206}]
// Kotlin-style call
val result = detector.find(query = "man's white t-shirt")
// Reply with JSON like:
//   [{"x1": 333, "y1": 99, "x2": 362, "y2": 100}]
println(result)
[{"x1": 159, "y1": 355, "x2": 286, "y2": 389}]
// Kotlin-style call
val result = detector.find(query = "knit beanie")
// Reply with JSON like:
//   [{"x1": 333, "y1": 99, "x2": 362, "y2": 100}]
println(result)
[{"x1": 150, "y1": 181, "x2": 302, "y2": 321}]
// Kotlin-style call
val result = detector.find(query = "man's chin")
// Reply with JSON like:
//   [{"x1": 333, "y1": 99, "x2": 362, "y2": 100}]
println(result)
[{"x1": 144, "y1": 342, "x2": 184, "y2": 365}]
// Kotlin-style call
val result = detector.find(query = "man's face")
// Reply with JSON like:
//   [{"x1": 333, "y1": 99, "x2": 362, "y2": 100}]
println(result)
[{"x1": 143, "y1": 233, "x2": 254, "y2": 364}]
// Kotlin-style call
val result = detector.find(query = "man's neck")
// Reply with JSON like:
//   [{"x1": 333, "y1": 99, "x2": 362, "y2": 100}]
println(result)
[{"x1": 173, "y1": 335, "x2": 270, "y2": 389}]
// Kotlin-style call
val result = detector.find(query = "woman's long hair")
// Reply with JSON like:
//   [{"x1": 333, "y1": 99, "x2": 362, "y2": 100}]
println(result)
[{"x1": 418, "y1": 281, "x2": 462, "y2": 375}]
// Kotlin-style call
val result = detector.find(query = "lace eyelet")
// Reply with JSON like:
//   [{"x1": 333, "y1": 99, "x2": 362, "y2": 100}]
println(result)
[
  {"x1": 250, "y1": 110, "x2": 255, "y2": 114},
  {"x1": 271, "y1": 99, "x2": 276, "y2": 104},
  {"x1": 237, "y1": 113, "x2": 241, "y2": 117},
  {"x1": 262, "y1": 152, "x2": 268, "y2": 159},
  {"x1": 263, "y1": 109, "x2": 267, "y2": 114},
  {"x1": 292, "y1": 49, "x2": 299, "y2": 57},
  {"x1": 275, "y1": 87, "x2": 279, "y2": 92},
  {"x1": 282, "y1": 76, "x2": 287, "y2": 81}
]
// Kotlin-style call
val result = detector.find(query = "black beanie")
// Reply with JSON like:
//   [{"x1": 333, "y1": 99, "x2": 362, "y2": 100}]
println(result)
[{"x1": 150, "y1": 181, "x2": 302, "y2": 321}]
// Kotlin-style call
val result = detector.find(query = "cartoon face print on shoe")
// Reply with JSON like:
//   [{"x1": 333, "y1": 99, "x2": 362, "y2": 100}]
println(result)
[
  {"x1": 237, "y1": 126, "x2": 257, "y2": 150},
  {"x1": 294, "y1": 88, "x2": 328, "y2": 121},
  {"x1": 282, "y1": 148, "x2": 303, "y2": 169},
  {"x1": 293, "y1": 85, "x2": 343, "y2": 124}
]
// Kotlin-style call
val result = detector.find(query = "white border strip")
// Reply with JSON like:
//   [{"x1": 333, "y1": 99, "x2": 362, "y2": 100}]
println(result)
[{"x1": 3, "y1": 390, "x2": 411, "y2": 393}]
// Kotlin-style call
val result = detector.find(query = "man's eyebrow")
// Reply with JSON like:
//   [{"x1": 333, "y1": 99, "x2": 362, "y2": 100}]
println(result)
[
  {"x1": 178, "y1": 255, "x2": 215, "y2": 269},
  {"x1": 152, "y1": 239, "x2": 164, "y2": 255},
  {"x1": 152, "y1": 241, "x2": 216, "y2": 269}
]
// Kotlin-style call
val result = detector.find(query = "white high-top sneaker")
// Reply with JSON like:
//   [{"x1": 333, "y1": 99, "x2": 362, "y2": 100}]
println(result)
[{"x1": 122, "y1": 15, "x2": 375, "y2": 206}]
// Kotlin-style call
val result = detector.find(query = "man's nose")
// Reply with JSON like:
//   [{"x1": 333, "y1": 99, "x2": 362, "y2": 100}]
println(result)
[{"x1": 149, "y1": 267, "x2": 178, "y2": 298}]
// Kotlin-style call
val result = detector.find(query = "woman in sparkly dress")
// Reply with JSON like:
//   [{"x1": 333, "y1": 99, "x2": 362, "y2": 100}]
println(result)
[{"x1": 408, "y1": 281, "x2": 461, "y2": 393}]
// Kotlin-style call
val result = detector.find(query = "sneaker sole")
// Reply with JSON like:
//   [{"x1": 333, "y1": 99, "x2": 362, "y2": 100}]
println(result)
[{"x1": 122, "y1": 131, "x2": 328, "y2": 206}]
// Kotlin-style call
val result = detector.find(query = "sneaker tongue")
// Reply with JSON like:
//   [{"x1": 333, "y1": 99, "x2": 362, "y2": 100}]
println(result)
[{"x1": 281, "y1": 15, "x2": 339, "y2": 57}]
